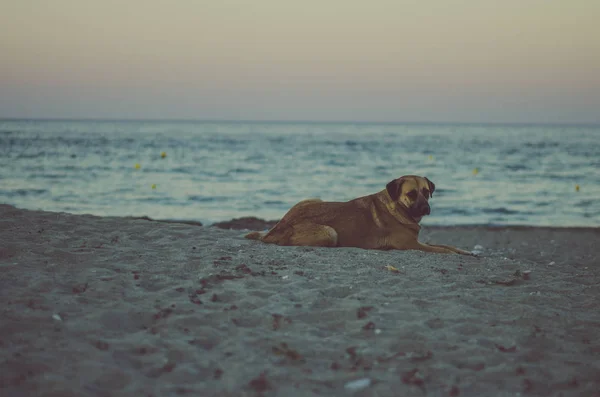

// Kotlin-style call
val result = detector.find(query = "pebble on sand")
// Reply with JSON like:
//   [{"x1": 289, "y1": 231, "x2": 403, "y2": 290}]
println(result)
[
  {"x1": 344, "y1": 378, "x2": 371, "y2": 391},
  {"x1": 472, "y1": 244, "x2": 484, "y2": 255}
]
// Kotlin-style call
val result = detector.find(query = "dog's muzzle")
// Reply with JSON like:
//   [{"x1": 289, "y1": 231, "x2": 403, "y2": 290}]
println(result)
[{"x1": 413, "y1": 198, "x2": 431, "y2": 217}]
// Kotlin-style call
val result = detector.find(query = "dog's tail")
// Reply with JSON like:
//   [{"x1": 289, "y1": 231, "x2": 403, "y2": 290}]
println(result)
[{"x1": 244, "y1": 231, "x2": 264, "y2": 240}]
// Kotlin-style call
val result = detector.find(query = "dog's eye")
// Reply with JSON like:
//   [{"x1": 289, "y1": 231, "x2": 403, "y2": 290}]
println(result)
[{"x1": 407, "y1": 190, "x2": 417, "y2": 199}]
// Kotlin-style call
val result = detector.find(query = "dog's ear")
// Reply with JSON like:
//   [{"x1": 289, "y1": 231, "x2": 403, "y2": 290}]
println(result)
[
  {"x1": 425, "y1": 177, "x2": 436, "y2": 197},
  {"x1": 386, "y1": 178, "x2": 403, "y2": 201}
]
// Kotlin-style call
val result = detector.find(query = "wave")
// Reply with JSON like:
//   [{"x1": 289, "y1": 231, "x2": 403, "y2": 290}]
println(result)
[
  {"x1": 575, "y1": 199, "x2": 595, "y2": 208},
  {"x1": 263, "y1": 200, "x2": 286, "y2": 205},
  {"x1": 482, "y1": 207, "x2": 522, "y2": 215},
  {"x1": 524, "y1": 142, "x2": 560, "y2": 149},
  {"x1": 1, "y1": 188, "x2": 48, "y2": 197},
  {"x1": 28, "y1": 173, "x2": 68, "y2": 180},
  {"x1": 227, "y1": 168, "x2": 259, "y2": 175},
  {"x1": 504, "y1": 164, "x2": 530, "y2": 171},
  {"x1": 188, "y1": 195, "x2": 230, "y2": 203}
]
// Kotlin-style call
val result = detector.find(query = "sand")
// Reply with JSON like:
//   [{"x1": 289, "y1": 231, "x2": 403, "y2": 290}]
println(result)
[{"x1": 1, "y1": 204, "x2": 599, "y2": 397}]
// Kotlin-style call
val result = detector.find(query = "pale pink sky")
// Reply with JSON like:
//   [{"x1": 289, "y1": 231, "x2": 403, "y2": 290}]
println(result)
[{"x1": 1, "y1": 0, "x2": 599, "y2": 123}]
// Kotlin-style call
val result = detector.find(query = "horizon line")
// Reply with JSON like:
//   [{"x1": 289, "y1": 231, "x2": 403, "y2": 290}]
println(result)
[{"x1": 0, "y1": 117, "x2": 599, "y2": 127}]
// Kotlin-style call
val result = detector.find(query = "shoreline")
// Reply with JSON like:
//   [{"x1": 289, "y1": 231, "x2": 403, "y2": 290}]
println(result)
[
  {"x1": 135, "y1": 213, "x2": 600, "y2": 233},
  {"x1": 1, "y1": 204, "x2": 599, "y2": 396}
]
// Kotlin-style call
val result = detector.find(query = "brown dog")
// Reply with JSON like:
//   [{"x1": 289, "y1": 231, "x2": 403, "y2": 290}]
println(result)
[{"x1": 245, "y1": 175, "x2": 473, "y2": 255}]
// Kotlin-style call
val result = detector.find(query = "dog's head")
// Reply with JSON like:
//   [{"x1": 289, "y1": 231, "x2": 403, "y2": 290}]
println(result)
[{"x1": 385, "y1": 175, "x2": 436, "y2": 223}]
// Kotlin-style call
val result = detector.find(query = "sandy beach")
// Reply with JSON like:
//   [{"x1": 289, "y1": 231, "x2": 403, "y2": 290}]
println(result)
[{"x1": 1, "y1": 204, "x2": 599, "y2": 397}]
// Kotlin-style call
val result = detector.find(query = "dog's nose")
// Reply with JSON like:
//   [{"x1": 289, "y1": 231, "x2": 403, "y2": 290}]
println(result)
[{"x1": 421, "y1": 203, "x2": 431, "y2": 215}]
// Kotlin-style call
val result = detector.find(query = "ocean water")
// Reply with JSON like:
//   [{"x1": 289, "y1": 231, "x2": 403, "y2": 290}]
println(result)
[{"x1": 1, "y1": 119, "x2": 599, "y2": 227}]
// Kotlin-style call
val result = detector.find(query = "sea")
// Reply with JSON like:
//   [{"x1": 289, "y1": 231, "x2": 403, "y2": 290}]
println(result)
[{"x1": 1, "y1": 119, "x2": 599, "y2": 227}]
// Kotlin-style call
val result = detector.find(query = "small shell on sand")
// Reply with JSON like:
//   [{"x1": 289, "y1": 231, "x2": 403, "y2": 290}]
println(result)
[{"x1": 384, "y1": 265, "x2": 400, "y2": 273}]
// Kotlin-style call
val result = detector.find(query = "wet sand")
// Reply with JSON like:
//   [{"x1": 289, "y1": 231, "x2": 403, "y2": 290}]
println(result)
[{"x1": 1, "y1": 204, "x2": 599, "y2": 396}]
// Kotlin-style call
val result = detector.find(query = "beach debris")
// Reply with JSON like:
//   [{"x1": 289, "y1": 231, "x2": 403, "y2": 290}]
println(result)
[
  {"x1": 384, "y1": 265, "x2": 401, "y2": 273},
  {"x1": 409, "y1": 350, "x2": 434, "y2": 362},
  {"x1": 234, "y1": 264, "x2": 253, "y2": 274},
  {"x1": 161, "y1": 151, "x2": 167, "y2": 158},
  {"x1": 72, "y1": 282, "x2": 88, "y2": 294},
  {"x1": 374, "y1": 328, "x2": 382, "y2": 334},
  {"x1": 151, "y1": 184, "x2": 156, "y2": 189},
  {"x1": 152, "y1": 307, "x2": 174, "y2": 321},
  {"x1": 428, "y1": 155, "x2": 434, "y2": 161},
  {"x1": 495, "y1": 344, "x2": 517, "y2": 353},
  {"x1": 402, "y1": 368, "x2": 425, "y2": 386},
  {"x1": 575, "y1": 184, "x2": 580, "y2": 192},
  {"x1": 134, "y1": 163, "x2": 141, "y2": 169},
  {"x1": 363, "y1": 321, "x2": 376, "y2": 330},
  {"x1": 214, "y1": 368, "x2": 224, "y2": 379},
  {"x1": 52, "y1": 313, "x2": 62, "y2": 322},
  {"x1": 472, "y1": 244, "x2": 484, "y2": 255},
  {"x1": 449, "y1": 385, "x2": 461, "y2": 397},
  {"x1": 357, "y1": 306, "x2": 374, "y2": 319},
  {"x1": 343, "y1": 346, "x2": 375, "y2": 372},
  {"x1": 468, "y1": 362, "x2": 486, "y2": 371},
  {"x1": 492, "y1": 277, "x2": 517, "y2": 286},
  {"x1": 346, "y1": 346, "x2": 358, "y2": 359},
  {"x1": 272, "y1": 342, "x2": 304, "y2": 362},
  {"x1": 376, "y1": 351, "x2": 406, "y2": 363},
  {"x1": 94, "y1": 340, "x2": 110, "y2": 351},
  {"x1": 472, "y1": 167, "x2": 479, "y2": 175},
  {"x1": 272, "y1": 314, "x2": 283, "y2": 330},
  {"x1": 188, "y1": 291, "x2": 203, "y2": 305},
  {"x1": 568, "y1": 377, "x2": 579, "y2": 388},
  {"x1": 248, "y1": 372, "x2": 271, "y2": 392},
  {"x1": 271, "y1": 313, "x2": 292, "y2": 330},
  {"x1": 548, "y1": 261, "x2": 555, "y2": 266},
  {"x1": 344, "y1": 378, "x2": 371, "y2": 391},
  {"x1": 281, "y1": 275, "x2": 289, "y2": 280}
]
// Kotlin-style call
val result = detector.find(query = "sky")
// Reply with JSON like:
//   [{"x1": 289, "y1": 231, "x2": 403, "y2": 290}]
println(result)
[{"x1": 1, "y1": 0, "x2": 599, "y2": 123}]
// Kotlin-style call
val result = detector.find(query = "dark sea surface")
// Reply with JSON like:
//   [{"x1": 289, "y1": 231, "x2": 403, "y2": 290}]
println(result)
[{"x1": 1, "y1": 119, "x2": 598, "y2": 227}]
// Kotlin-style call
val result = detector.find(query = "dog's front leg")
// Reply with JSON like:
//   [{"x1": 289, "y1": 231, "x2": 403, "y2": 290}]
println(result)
[
  {"x1": 426, "y1": 243, "x2": 476, "y2": 256},
  {"x1": 383, "y1": 238, "x2": 457, "y2": 254},
  {"x1": 411, "y1": 242, "x2": 458, "y2": 254}
]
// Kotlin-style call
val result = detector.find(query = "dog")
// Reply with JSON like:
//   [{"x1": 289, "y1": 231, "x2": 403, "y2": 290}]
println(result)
[{"x1": 245, "y1": 175, "x2": 473, "y2": 255}]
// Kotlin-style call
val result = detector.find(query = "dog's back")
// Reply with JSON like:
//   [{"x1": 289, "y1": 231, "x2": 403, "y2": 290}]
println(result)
[{"x1": 244, "y1": 196, "x2": 379, "y2": 247}]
